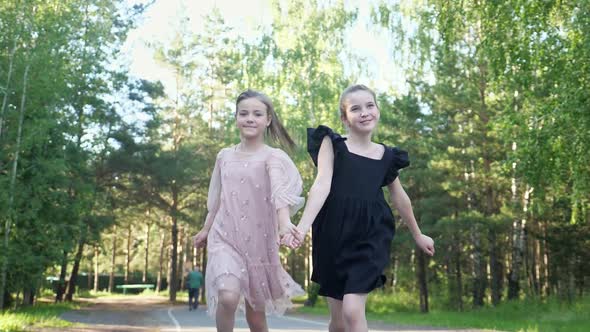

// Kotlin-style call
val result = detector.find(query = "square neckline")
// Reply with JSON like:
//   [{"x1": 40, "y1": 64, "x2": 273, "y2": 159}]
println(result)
[{"x1": 342, "y1": 141, "x2": 386, "y2": 161}]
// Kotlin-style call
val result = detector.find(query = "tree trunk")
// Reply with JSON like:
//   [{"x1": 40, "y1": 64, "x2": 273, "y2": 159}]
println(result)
[
  {"x1": 125, "y1": 225, "x2": 131, "y2": 283},
  {"x1": 460, "y1": 117, "x2": 486, "y2": 307},
  {"x1": 476, "y1": 53, "x2": 493, "y2": 308},
  {"x1": 157, "y1": 230, "x2": 166, "y2": 293},
  {"x1": 508, "y1": 186, "x2": 531, "y2": 299},
  {"x1": 22, "y1": 287, "x2": 34, "y2": 306},
  {"x1": 446, "y1": 241, "x2": 460, "y2": 310},
  {"x1": 531, "y1": 236, "x2": 539, "y2": 295},
  {"x1": 489, "y1": 230, "x2": 503, "y2": 305},
  {"x1": 416, "y1": 249, "x2": 429, "y2": 313},
  {"x1": 192, "y1": 246, "x2": 197, "y2": 269},
  {"x1": 66, "y1": 235, "x2": 86, "y2": 301},
  {"x1": 455, "y1": 238, "x2": 464, "y2": 311},
  {"x1": 167, "y1": 238, "x2": 173, "y2": 293},
  {"x1": 508, "y1": 141, "x2": 522, "y2": 300},
  {"x1": 471, "y1": 224, "x2": 486, "y2": 307},
  {"x1": 178, "y1": 226, "x2": 186, "y2": 291},
  {"x1": 0, "y1": 37, "x2": 18, "y2": 140},
  {"x1": 169, "y1": 201, "x2": 179, "y2": 301},
  {"x1": 200, "y1": 246, "x2": 207, "y2": 303},
  {"x1": 87, "y1": 268, "x2": 92, "y2": 290},
  {"x1": 540, "y1": 221, "x2": 549, "y2": 296},
  {"x1": 94, "y1": 245, "x2": 99, "y2": 292},
  {"x1": 143, "y1": 220, "x2": 151, "y2": 283},
  {"x1": 445, "y1": 252, "x2": 452, "y2": 302},
  {"x1": 55, "y1": 251, "x2": 68, "y2": 302},
  {"x1": 290, "y1": 251, "x2": 296, "y2": 278},
  {"x1": 0, "y1": 63, "x2": 30, "y2": 310},
  {"x1": 108, "y1": 226, "x2": 117, "y2": 293},
  {"x1": 388, "y1": 251, "x2": 397, "y2": 289}
]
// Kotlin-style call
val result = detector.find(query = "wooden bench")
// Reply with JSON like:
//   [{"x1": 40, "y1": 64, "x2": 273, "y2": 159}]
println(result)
[{"x1": 115, "y1": 284, "x2": 155, "y2": 294}]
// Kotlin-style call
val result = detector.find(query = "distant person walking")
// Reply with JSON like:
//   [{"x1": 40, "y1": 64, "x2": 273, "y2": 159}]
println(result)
[{"x1": 187, "y1": 266, "x2": 203, "y2": 311}]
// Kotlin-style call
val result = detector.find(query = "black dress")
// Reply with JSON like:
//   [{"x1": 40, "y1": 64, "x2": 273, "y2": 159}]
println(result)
[{"x1": 307, "y1": 125, "x2": 410, "y2": 300}]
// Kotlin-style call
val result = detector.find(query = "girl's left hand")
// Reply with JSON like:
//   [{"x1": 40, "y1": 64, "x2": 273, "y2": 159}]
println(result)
[
  {"x1": 415, "y1": 234, "x2": 435, "y2": 256},
  {"x1": 280, "y1": 226, "x2": 303, "y2": 249}
]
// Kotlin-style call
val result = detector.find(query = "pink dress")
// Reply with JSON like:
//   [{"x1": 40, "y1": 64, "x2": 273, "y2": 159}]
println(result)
[{"x1": 205, "y1": 145, "x2": 305, "y2": 316}]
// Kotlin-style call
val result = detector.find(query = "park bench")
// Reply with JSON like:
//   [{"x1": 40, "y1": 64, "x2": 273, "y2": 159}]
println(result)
[{"x1": 115, "y1": 284, "x2": 155, "y2": 294}]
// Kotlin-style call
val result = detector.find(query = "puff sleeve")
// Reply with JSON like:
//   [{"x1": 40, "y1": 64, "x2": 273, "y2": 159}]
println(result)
[
  {"x1": 306, "y1": 125, "x2": 346, "y2": 166},
  {"x1": 266, "y1": 149, "x2": 305, "y2": 216},
  {"x1": 382, "y1": 147, "x2": 410, "y2": 186}
]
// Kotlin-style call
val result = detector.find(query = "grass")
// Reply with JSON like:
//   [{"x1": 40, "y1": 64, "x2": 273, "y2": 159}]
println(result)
[
  {"x1": 0, "y1": 288, "x2": 189, "y2": 331},
  {"x1": 297, "y1": 293, "x2": 590, "y2": 332},
  {"x1": 0, "y1": 302, "x2": 78, "y2": 332}
]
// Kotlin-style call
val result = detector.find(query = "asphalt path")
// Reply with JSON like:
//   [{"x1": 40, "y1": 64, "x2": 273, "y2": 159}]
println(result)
[{"x1": 43, "y1": 296, "x2": 494, "y2": 332}]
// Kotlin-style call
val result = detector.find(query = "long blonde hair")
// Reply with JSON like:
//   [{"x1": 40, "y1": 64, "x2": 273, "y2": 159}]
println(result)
[{"x1": 235, "y1": 90, "x2": 296, "y2": 150}]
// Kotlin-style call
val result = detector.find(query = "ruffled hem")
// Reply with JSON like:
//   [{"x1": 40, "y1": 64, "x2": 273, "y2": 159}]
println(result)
[
  {"x1": 381, "y1": 147, "x2": 410, "y2": 186},
  {"x1": 205, "y1": 260, "x2": 304, "y2": 317},
  {"x1": 307, "y1": 125, "x2": 346, "y2": 166},
  {"x1": 206, "y1": 281, "x2": 304, "y2": 317},
  {"x1": 316, "y1": 274, "x2": 386, "y2": 300}
]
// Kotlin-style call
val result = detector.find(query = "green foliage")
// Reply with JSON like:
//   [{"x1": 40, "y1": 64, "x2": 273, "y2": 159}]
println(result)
[{"x1": 0, "y1": 0, "x2": 154, "y2": 306}]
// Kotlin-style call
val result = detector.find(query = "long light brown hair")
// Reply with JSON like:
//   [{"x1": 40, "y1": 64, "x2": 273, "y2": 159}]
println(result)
[{"x1": 235, "y1": 90, "x2": 296, "y2": 150}]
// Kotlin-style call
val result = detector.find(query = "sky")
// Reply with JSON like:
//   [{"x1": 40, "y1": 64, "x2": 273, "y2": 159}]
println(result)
[{"x1": 121, "y1": 0, "x2": 407, "y2": 96}]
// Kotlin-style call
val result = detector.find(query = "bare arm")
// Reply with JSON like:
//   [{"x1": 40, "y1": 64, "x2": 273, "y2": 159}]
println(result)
[
  {"x1": 296, "y1": 136, "x2": 334, "y2": 235},
  {"x1": 193, "y1": 197, "x2": 220, "y2": 248},
  {"x1": 276, "y1": 206, "x2": 292, "y2": 234},
  {"x1": 193, "y1": 153, "x2": 223, "y2": 248},
  {"x1": 388, "y1": 178, "x2": 435, "y2": 256},
  {"x1": 201, "y1": 199, "x2": 221, "y2": 233}
]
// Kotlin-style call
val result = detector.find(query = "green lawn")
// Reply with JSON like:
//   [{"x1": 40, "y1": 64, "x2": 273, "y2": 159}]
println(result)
[
  {"x1": 0, "y1": 302, "x2": 78, "y2": 332},
  {"x1": 297, "y1": 294, "x2": 589, "y2": 332},
  {"x1": 0, "y1": 289, "x2": 169, "y2": 331}
]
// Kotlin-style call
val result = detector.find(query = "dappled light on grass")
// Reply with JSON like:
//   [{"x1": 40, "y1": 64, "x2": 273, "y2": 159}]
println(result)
[
  {"x1": 297, "y1": 293, "x2": 589, "y2": 332},
  {"x1": 0, "y1": 302, "x2": 77, "y2": 332}
]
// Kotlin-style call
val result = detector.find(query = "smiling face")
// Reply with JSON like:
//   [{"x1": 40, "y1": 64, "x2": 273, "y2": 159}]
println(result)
[
  {"x1": 235, "y1": 97, "x2": 271, "y2": 140},
  {"x1": 341, "y1": 90, "x2": 380, "y2": 134}
]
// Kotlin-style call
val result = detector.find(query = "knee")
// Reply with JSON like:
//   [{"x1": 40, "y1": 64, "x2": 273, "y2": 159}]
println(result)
[
  {"x1": 329, "y1": 319, "x2": 345, "y2": 332},
  {"x1": 246, "y1": 311, "x2": 267, "y2": 332},
  {"x1": 341, "y1": 302, "x2": 365, "y2": 327},
  {"x1": 217, "y1": 291, "x2": 239, "y2": 311}
]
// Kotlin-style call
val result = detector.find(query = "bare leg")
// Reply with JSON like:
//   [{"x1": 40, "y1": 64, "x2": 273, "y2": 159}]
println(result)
[
  {"x1": 326, "y1": 297, "x2": 346, "y2": 332},
  {"x1": 216, "y1": 290, "x2": 239, "y2": 332},
  {"x1": 341, "y1": 293, "x2": 368, "y2": 332},
  {"x1": 245, "y1": 300, "x2": 268, "y2": 332},
  {"x1": 215, "y1": 276, "x2": 241, "y2": 332}
]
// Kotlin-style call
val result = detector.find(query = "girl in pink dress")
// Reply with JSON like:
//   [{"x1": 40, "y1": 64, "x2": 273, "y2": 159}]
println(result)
[{"x1": 193, "y1": 90, "x2": 304, "y2": 332}]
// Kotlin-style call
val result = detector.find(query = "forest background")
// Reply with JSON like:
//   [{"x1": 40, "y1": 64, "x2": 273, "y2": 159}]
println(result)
[{"x1": 1, "y1": 0, "x2": 588, "y2": 322}]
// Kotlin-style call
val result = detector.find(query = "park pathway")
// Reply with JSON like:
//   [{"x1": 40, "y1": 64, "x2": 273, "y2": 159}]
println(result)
[{"x1": 36, "y1": 296, "x2": 496, "y2": 332}]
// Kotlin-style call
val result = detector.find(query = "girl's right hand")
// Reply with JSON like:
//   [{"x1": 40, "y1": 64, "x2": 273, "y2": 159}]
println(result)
[
  {"x1": 281, "y1": 226, "x2": 305, "y2": 249},
  {"x1": 193, "y1": 229, "x2": 209, "y2": 248},
  {"x1": 415, "y1": 234, "x2": 435, "y2": 256}
]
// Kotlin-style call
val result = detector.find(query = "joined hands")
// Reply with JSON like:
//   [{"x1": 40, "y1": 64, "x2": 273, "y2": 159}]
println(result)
[{"x1": 280, "y1": 224, "x2": 306, "y2": 249}]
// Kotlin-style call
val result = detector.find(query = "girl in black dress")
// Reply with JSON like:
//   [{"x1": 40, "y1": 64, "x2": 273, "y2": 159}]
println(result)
[{"x1": 283, "y1": 84, "x2": 435, "y2": 332}]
